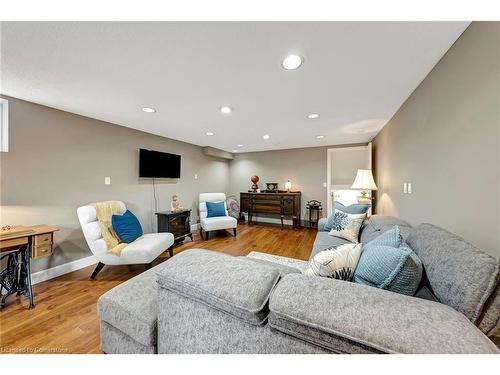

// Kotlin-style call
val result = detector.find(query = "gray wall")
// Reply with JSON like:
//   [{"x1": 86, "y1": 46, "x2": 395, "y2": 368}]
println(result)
[
  {"x1": 372, "y1": 22, "x2": 500, "y2": 258},
  {"x1": 228, "y1": 147, "x2": 328, "y2": 221},
  {"x1": 0, "y1": 96, "x2": 230, "y2": 272}
]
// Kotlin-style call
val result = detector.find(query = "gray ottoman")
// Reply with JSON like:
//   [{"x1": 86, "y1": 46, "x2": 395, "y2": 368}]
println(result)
[
  {"x1": 97, "y1": 250, "x2": 303, "y2": 354},
  {"x1": 98, "y1": 263, "x2": 167, "y2": 354}
]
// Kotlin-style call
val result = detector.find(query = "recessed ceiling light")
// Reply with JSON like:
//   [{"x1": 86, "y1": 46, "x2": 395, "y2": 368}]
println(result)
[
  {"x1": 237, "y1": 144, "x2": 243, "y2": 147},
  {"x1": 141, "y1": 107, "x2": 156, "y2": 113},
  {"x1": 263, "y1": 134, "x2": 270, "y2": 140},
  {"x1": 308, "y1": 113, "x2": 320, "y2": 119},
  {"x1": 232, "y1": 150, "x2": 238, "y2": 153},
  {"x1": 206, "y1": 132, "x2": 214, "y2": 136},
  {"x1": 282, "y1": 55, "x2": 303, "y2": 70},
  {"x1": 220, "y1": 106, "x2": 232, "y2": 114},
  {"x1": 316, "y1": 135, "x2": 324, "y2": 139}
]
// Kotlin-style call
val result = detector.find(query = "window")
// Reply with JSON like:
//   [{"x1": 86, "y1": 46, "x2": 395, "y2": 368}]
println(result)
[{"x1": 0, "y1": 98, "x2": 8, "y2": 152}]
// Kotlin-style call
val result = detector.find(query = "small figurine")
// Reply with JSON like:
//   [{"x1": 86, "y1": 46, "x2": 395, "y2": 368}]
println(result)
[{"x1": 170, "y1": 195, "x2": 183, "y2": 212}]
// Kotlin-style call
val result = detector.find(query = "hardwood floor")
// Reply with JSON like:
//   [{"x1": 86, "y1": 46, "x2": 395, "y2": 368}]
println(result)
[{"x1": 0, "y1": 223, "x2": 316, "y2": 354}]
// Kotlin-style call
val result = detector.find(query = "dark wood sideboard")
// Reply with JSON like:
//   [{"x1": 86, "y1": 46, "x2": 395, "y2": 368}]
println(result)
[{"x1": 240, "y1": 191, "x2": 301, "y2": 229}]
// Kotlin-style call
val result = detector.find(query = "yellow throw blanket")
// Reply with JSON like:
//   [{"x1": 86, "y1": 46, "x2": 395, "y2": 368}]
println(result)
[{"x1": 92, "y1": 201, "x2": 128, "y2": 255}]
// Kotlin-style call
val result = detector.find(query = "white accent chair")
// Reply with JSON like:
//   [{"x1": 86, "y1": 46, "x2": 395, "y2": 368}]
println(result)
[
  {"x1": 77, "y1": 201, "x2": 175, "y2": 279},
  {"x1": 199, "y1": 193, "x2": 237, "y2": 240}
]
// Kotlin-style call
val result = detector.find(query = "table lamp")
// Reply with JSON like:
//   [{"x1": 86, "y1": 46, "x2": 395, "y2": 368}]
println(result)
[
  {"x1": 351, "y1": 169, "x2": 377, "y2": 203},
  {"x1": 285, "y1": 180, "x2": 292, "y2": 192}
]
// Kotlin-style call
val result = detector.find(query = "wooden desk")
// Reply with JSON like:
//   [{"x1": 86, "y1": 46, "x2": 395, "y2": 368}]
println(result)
[
  {"x1": 240, "y1": 191, "x2": 301, "y2": 229},
  {"x1": 0, "y1": 225, "x2": 59, "y2": 309}
]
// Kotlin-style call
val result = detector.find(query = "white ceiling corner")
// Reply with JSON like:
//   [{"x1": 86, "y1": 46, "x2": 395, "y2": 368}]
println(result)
[{"x1": 1, "y1": 21, "x2": 469, "y2": 152}]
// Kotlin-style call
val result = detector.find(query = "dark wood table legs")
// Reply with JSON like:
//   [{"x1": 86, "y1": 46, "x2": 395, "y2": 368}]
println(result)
[{"x1": 0, "y1": 240, "x2": 34, "y2": 309}]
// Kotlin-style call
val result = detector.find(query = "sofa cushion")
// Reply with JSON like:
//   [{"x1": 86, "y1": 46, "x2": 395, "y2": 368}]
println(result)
[
  {"x1": 156, "y1": 249, "x2": 280, "y2": 325},
  {"x1": 269, "y1": 274, "x2": 499, "y2": 354},
  {"x1": 310, "y1": 232, "x2": 350, "y2": 259},
  {"x1": 406, "y1": 223, "x2": 500, "y2": 326},
  {"x1": 415, "y1": 285, "x2": 439, "y2": 302},
  {"x1": 477, "y1": 283, "x2": 500, "y2": 337},
  {"x1": 359, "y1": 215, "x2": 411, "y2": 243},
  {"x1": 98, "y1": 262, "x2": 167, "y2": 347}
]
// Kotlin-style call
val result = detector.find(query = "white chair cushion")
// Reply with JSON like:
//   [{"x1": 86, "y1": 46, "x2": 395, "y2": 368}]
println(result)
[
  {"x1": 120, "y1": 233, "x2": 175, "y2": 264},
  {"x1": 200, "y1": 216, "x2": 237, "y2": 231}
]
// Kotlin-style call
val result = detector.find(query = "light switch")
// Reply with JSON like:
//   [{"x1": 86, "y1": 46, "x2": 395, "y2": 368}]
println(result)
[
  {"x1": 105, "y1": 176, "x2": 111, "y2": 185},
  {"x1": 408, "y1": 183, "x2": 412, "y2": 194},
  {"x1": 323, "y1": 182, "x2": 327, "y2": 188},
  {"x1": 403, "y1": 183, "x2": 407, "y2": 193},
  {"x1": 194, "y1": 173, "x2": 198, "y2": 180}
]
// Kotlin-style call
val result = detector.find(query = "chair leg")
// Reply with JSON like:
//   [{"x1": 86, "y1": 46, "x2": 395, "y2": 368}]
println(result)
[
  {"x1": 168, "y1": 246, "x2": 174, "y2": 258},
  {"x1": 90, "y1": 262, "x2": 105, "y2": 279},
  {"x1": 233, "y1": 228, "x2": 237, "y2": 237},
  {"x1": 199, "y1": 228, "x2": 204, "y2": 240}
]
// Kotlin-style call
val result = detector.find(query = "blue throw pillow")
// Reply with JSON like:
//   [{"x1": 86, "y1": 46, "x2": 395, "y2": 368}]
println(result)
[
  {"x1": 206, "y1": 201, "x2": 226, "y2": 218},
  {"x1": 324, "y1": 202, "x2": 370, "y2": 232},
  {"x1": 353, "y1": 226, "x2": 423, "y2": 296},
  {"x1": 112, "y1": 210, "x2": 143, "y2": 243},
  {"x1": 334, "y1": 202, "x2": 371, "y2": 214}
]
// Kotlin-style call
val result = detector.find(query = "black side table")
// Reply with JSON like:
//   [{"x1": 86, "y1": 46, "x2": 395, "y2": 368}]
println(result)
[
  {"x1": 306, "y1": 200, "x2": 323, "y2": 228},
  {"x1": 156, "y1": 210, "x2": 193, "y2": 251}
]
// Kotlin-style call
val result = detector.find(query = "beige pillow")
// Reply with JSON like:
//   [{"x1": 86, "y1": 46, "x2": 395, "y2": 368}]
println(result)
[
  {"x1": 328, "y1": 209, "x2": 366, "y2": 243},
  {"x1": 303, "y1": 243, "x2": 363, "y2": 281}
]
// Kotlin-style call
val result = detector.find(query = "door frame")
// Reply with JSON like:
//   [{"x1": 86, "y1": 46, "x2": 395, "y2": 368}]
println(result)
[{"x1": 326, "y1": 143, "x2": 372, "y2": 217}]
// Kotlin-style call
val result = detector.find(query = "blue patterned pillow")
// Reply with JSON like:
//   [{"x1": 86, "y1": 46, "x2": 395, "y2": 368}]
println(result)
[
  {"x1": 353, "y1": 226, "x2": 423, "y2": 296},
  {"x1": 324, "y1": 203, "x2": 370, "y2": 232}
]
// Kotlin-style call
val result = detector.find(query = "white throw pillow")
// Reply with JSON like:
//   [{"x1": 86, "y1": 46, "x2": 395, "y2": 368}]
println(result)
[
  {"x1": 327, "y1": 209, "x2": 365, "y2": 243},
  {"x1": 303, "y1": 243, "x2": 363, "y2": 281}
]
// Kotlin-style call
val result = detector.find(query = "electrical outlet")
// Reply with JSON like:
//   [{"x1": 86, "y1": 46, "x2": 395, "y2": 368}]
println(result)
[
  {"x1": 105, "y1": 176, "x2": 111, "y2": 185},
  {"x1": 403, "y1": 183, "x2": 407, "y2": 193},
  {"x1": 408, "y1": 183, "x2": 412, "y2": 194},
  {"x1": 194, "y1": 173, "x2": 198, "y2": 180},
  {"x1": 323, "y1": 182, "x2": 327, "y2": 188}
]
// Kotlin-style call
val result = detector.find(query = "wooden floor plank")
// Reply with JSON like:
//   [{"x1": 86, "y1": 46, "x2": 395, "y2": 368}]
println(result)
[{"x1": 0, "y1": 223, "x2": 315, "y2": 354}]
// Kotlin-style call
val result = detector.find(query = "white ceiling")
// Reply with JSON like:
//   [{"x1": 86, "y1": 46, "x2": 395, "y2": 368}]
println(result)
[{"x1": 1, "y1": 22, "x2": 469, "y2": 152}]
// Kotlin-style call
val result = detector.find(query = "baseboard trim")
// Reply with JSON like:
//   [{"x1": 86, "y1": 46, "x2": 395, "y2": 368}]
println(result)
[
  {"x1": 241, "y1": 213, "x2": 294, "y2": 226},
  {"x1": 241, "y1": 213, "x2": 314, "y2": 228},
  {"x1": 31, "y1": 255, "x2": 98, "y2": 285}
]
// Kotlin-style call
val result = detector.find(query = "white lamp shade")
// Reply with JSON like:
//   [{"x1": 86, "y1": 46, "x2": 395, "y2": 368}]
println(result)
[{"x1": 351, "y1": 169, "x2": 378, "y2": 191}]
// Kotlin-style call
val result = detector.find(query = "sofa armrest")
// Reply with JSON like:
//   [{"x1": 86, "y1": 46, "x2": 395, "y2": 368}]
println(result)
[
  {"x1": 269, "y1": 274, "x2": 499, "y2": 354},
  {"x1": 317, "y1": 218, "x2": 328, "y2": 232}
]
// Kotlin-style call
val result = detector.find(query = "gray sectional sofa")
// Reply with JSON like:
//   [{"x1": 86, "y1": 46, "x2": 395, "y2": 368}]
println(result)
[{"x1": 97, "y1": 215, "x2": 500, "y2": 354}]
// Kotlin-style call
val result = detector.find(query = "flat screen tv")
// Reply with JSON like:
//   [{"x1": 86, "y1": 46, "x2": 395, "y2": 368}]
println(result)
[{"x1": 139, "y1": 148, "x2": 181, "y2": 178}]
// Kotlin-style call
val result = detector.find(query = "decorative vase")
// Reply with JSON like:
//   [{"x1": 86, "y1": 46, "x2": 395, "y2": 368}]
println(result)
[{"x1": 251, "y1": 175, "x2": 260, "y2": 192}]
